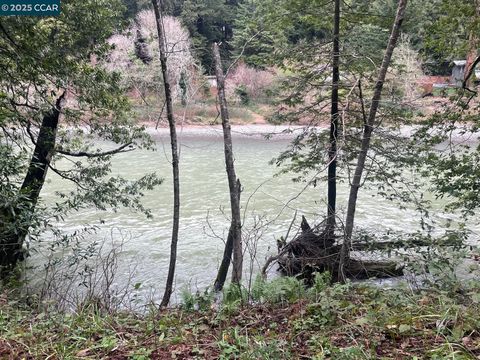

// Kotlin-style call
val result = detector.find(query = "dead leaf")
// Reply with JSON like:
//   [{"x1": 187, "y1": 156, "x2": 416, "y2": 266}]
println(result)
[{"x1": 76, "y1": 349, "x2": 92, "y2": 357}]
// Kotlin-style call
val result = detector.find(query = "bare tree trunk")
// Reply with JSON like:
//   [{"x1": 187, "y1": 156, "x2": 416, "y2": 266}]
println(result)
[
  {"x1": 326, "y1": 0, "x2": 341, "y2": 236},
  {"x1": 213, "y1": 179, "x2": 241, "y2": 291},
  {"x1": 212, "y1": 42, "x2": 243, "y2": 288},
  {"x1": 338, "y1": 0, "x2": 408, "y2": 282},
  {"x1": 152, "y1": 0, "x2": 181, "y2": 307},
  {"x1": 1, "y1": 94, "x2": 64, "y2": 275}
]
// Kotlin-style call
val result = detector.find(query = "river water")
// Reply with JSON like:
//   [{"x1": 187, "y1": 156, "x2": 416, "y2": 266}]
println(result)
[{"x1": 34, "y1": 125, "x2": 479, "y2": 304}]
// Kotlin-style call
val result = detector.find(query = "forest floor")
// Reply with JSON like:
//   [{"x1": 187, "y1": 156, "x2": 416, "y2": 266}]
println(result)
[{"x1": 1, "y1": 277, "x2": 480, "y2": 359}]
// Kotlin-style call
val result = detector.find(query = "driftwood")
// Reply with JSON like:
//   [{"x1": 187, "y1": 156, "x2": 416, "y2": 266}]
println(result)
[
  {"x1": 264, "y1": 216, "x2": 464, "y2": 282},
  {"x1": 268, "y1": 216, "x2": 404, "y2": 282}
]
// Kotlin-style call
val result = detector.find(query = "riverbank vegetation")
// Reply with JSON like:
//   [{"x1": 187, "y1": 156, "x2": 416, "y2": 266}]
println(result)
[
  {"x1": 1, "y1": 0, "x2": 480, "y2": 358},
  {"x1": 2, "y1": 274, "x2": 480, "y2": 359}
]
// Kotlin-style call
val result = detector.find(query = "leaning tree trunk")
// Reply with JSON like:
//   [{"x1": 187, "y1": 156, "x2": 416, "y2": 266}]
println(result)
[
  {"x1": 0, "y1": 94, "x2": 64, "y2": 276},
  {"x1": 152, "y1": 0, "x2": 181, "y2": 307},
  {"x1": 326, "y1": 0, "x2": 341, "y2": 237},
  {"x1": 212, "y1": 42, "x2": 243, "y2": 289},
  {"x1": 338, "y1": 0, "x2": 408, "y2": 282},
  {"x1": 213, "y1": 179, "x2": 241, "y2": 291}
]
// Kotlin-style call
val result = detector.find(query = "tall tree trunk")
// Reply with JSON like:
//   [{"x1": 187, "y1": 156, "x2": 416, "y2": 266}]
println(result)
[
  {"x1": 0, "y1": 94, "x2": 64, "y2": 275},
  {"x1": 338, "y1": 0, "x2": 408, "y2": 282},
  {"x1": 152, "y1": 0, "x2": 181, "y2": 307},
  {"x1": 326, "y1": 0, "x2": 341, "y2": 236},
  {"x1": 212, "y1": 42, "x2": 243, "y2": 288}
]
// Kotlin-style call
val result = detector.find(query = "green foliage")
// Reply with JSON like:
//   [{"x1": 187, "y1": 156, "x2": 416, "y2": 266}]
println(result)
[
  {"x1": 234, "y1": 85, "x2": 249, "y2": 105},
  {"x1": 223, "y1": 283, "x2": 248, "y2": 305},
  {"x1": 413, "y1": 96, "x2": 480, "y2": 218},
  {"x1": 0, "y1": 0, "x2": 162, "y2": 272},
  {"x1": 307, "y1": 271, "x2": 332, "y2": 297},
  {"x1": 354, "y1": 227, "x2": 477, "y2": 294},
  {"x1": 425, "y1": 0, "x2": 479, "y2": 60},
  {"x1": 271, "y1": 128, "x2": 331, "y2": 182},
  {"x1": 1, "y1": 276, "x2": 480, "y2": 358},
  {"x1": 180, "y1": 287, "x2": 214, "y2": 311},
  {"x1": 180, "y1": 0, "x2": 240, "y2": 72},
  {"x1": 0, "y1": 144, "x2": 37, "y2": 241},
  {"x1": 426, "y1": 150, "x2": 480, "y2": 217},
  {"x1": 122, "y1": 0, "x2": 151, "y2": 20},
  {"x1": 252, "y1": 276, "x2": 306, "y2": 304},
  {"x1": 231, "y1": 0, "x2": 279, "y2": 68},
  {"x1": 217, "y1": 327, "x2": 289, "y2": 359},
  {"x1": 343, "y1": 24, "x2": 389, "y2": 73},
  {"x1": 254, "y1": 0, "x2": 416, "y2": 201},
  {"x1": 346, "y1": 0, "x2": 443, "y2": 71}
]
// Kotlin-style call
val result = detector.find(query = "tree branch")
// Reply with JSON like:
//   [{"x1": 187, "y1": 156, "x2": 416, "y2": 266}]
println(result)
[
  {"x1": 224, "y1": 31, "x2": 262, "y2": 79},
  {"x1": 0, "y1": 21, "x2": 19, "y2": 48},
  {"x1": 47, "y1": 164, "x2": 87, "y2": 190},
  {"x1": 56, "y1": 142, "x2": 135, "y2": 158}
]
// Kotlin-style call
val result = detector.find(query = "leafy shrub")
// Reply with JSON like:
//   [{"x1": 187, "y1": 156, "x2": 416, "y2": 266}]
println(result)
[
  {"x1": 252, "y1": 276, "x2": 306, "y2": 304},
  {"x1": 180, "y1": 287, "x2": 214, "y2": 312}
]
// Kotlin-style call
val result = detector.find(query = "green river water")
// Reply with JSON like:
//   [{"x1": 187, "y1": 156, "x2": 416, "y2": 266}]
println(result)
[{"x1": 34, "y1": 125, "x2": 479, "y2": 303}]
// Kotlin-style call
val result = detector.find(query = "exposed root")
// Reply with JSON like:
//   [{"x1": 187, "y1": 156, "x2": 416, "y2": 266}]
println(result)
[{"x1": 265, "y1": 216, "x2": 404, "y2": 283}]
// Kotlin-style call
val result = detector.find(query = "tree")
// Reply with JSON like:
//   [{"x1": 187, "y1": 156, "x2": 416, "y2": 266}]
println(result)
[
  {"x1": 426, "y1": 0, "x2": 479, "y2": 60},
  {"x1": 248, "y1": 0, "x2": 424, "y2": 281},
  {"x1": 338, "y1": 0, "x2": 408, "y2": 282},
  {"x1": 257, "y1": 0, "x2": 348, "y2": 236},
  {"x1": 346, "y1": 0, "x2": 442, "y2": 71},
  {"x1": 107, "y1": 10, "x2": 198, "y2": 106},
  {"x1": 411, "y1": 0, "x2": 480, "y2": 218},
  {"x1": 0, "y1": 0, "x2": 162, "y2": 276},
  {"x1": 425, "y1": 0, "x2": 479, "y2": 82},
  {"x1": 230, "y1": 0, "x2": 278, "y2": 68},
  {"x1": 151, "y1": 0, "x2": 181, "y2": 307},
  {"x1": 122, "y1": 0, "x2": 151, "y2": 19},
  {"x1": 326, "y1": 0, "x2": 341, "y2": 236},
  {"x1": 212, "y1": 42, "x2": 243, "y2": 291},
  {"x1": 180, "y1": 0, "x2": 241, "y2": 72}
]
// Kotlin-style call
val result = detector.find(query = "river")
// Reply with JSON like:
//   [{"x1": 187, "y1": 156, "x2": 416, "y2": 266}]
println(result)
[{"x1": 33, "y1": 125, "x2": 479, "y2": 305}]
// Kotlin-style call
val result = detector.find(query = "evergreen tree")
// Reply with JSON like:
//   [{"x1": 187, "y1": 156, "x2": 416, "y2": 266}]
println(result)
[
  {"x1": 180, "y1": 0, "x2": 241, "y2": 72},
  {"x1": 231, "y1": 0, "x2": 279, "y2": 68}
]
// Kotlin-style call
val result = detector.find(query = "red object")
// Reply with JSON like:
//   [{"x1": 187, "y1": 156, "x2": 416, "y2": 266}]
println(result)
[{"x1": 417, "y1": 76, "x2": 451, "y2": 95}]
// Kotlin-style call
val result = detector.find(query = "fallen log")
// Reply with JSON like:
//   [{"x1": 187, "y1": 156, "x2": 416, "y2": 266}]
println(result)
[
  {"x1": 345, "y1": 237, "x2": 463, "y2": 252},
  {"x1": 278, "y1": 255, "x2": 403, "y2": 281}
]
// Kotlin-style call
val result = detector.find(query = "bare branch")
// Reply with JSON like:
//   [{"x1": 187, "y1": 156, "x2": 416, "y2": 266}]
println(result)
[
  {"x1": 225, "y1": 31, "x2": 262, "y2": 79},
  {"x1": 56, "y1": 143, "x2": 135, "y2": 158}
]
